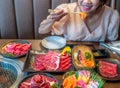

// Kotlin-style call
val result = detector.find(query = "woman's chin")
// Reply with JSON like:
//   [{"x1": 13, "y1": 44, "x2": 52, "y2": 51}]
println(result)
[
  {"x1": 81, "y1": 8, "x2": 95, "y2": 13},
  {"x1": 81, "y1": 10, "x2": 91, "y2": 13},
  {"x1": 81, "y1": 7, "x2": 91, "y2": 12}
]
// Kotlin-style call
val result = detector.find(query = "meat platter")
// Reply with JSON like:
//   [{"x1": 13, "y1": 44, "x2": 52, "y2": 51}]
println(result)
[
  {"x1": 62, "y1": 70, "x2": 105, "y2": 88},
  {"x1": 23, "y1": 46, "x2": 74, "y2": 72},
  {"x1": 96, "y1": 59, "x2": 120, "y2": 81},
  {"x1": 0, "y1": 40, "x2": 31, "y2": 59},
  {"x1": 18, "y1": 73, "x2": 60, "y2": 88},
  {"x1": 72, "y1": 45, "x2": 95, "y2": 69}
]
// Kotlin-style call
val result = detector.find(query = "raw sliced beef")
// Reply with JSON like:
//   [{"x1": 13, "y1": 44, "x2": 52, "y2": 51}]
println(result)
[
  {"x1": 33, "y1": 54, "x2": 46, "y2": 71},
  {"x1": 99, "y1": 61, "x2": 118, "y2": 78},
  {"x1": 42, "y1": 50, "x2": 60, "y2": 71},
  {"x1": 2, "y1": 43, "x2": 31, "y2": 56},
  {"x1": 33, "y1": 50, "x2": 60, "y2": 71}
]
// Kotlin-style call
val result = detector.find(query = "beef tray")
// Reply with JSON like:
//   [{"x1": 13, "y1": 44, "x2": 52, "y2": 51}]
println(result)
[{"x1": 23, "y1": 47, "x2": 74, "y2": 73}]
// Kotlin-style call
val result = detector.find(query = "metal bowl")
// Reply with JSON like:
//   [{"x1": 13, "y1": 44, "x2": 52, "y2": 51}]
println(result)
[{"x1": 0, "y1": 58, "x2": 24, "y2": 88}]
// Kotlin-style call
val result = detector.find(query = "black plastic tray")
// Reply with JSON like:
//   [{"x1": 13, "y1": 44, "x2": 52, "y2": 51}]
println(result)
[
  {"x1": 23, "y1": 50, "x2": 74, "y2": 73},
  {"x1": 92, "y1": 49, "x2": 110, "y2": 59},
  {"x1": 67, "y1": 44, "x2": 95, "y2": 50}
]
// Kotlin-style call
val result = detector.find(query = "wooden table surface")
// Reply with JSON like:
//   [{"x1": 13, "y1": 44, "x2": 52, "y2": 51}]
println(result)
[{"x1": 0, "y1": 39, "x2": 120, "y2": 88}]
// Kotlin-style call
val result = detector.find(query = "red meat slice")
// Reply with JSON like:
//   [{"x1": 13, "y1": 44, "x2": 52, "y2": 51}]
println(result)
[
  {"x1": 13, "y1": 50, "x2": 21, "y2": 56},
  {"x1": 58, "y1": 53, "x2": 72, "y2": 71},
  {"x1": 42, "y1": 50, "x2": 60, "y2": 71},
  {"x1": 22, "y1": 44, "x2": 31, "y2": 51},
  {"x1": 31, "y1": 74, "x2": 43, "y2": 87},
  {"x1": 15, "y1": 44, "x2": 23, "y2": 50},
  {"x1": 33, "y1": 51, "x2": 60, "y2": 71},
  {"x1": 20, "y1": 78, "x2": 31, "y2": 88},
  {"x1": 33, "y1": 54, "x2": 46, "y2": 71},
  {"x1": 40, "y1": 82, "x2": 51, "y2": 88},
  {"x1": 99, "y1": 61, "x2": 118, "y2": 78},
  {"x1": 78, "y1": 50, "x2": 85, "y2": 61}
]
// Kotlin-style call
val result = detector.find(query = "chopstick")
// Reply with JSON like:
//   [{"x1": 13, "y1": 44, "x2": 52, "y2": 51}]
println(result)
[{"x1": 48, "y1": 9, "x2": 80, "y2": 14}]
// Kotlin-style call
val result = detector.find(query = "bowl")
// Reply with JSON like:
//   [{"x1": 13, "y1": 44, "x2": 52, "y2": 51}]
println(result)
[
  {"x1": 0, "y1": 40, "x2": 31, "y2": 59},
  {"x1": 18, "y1": 73, "x2": 60, "y2": 88}
]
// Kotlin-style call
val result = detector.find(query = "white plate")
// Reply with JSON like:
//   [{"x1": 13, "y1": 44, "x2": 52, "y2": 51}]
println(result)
[{"x1": 41, "y1": 36, "x2": 66, "y2": 49}]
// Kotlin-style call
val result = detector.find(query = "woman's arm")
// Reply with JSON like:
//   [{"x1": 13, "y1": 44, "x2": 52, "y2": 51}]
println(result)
[
  {"x1": 107, "y1": 10, "x2": 120, "y2": 41},
  {"x1": 38, "y1": 9, "x2": 68, "y2": 34},
  {"x1": 38, "y1": 4, "x2": 69, "y2": 35},
  {"x1": 38, "y1": 17, "x2": 55, "y2": 34}
]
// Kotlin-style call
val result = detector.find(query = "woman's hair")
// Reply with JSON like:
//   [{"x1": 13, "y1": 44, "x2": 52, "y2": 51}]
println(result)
[{"x1": 100, "y1": 0, "x2": 108, "y2": 6}]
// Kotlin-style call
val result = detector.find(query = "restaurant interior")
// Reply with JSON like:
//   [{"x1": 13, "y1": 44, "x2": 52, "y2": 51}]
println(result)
[{"x1": 0, "y1": 0, "x2": 120, "y2": 88}]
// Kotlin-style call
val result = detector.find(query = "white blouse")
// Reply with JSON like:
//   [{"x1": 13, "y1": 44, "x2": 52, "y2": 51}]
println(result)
[{"x1": 39, "y1": 3, "x2": 120, "y2": 41}]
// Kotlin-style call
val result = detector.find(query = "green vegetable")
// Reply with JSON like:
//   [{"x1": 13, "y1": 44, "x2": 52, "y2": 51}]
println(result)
[
  {"x1": 75, "y1": 71, "x2": 79, "y2": 79},
  {"x1": 74, "y1": 86, "x2": 81, "y2": 88},
  {"x1": 62, "y1": 46, "x2": 71, "y2": 56},
  {"x1": 5, "y1": 53, "x2": 15, "y2": 57},
  {"x1": 90, "y1": 70, "x2": 105, "y2": 88},
  {"x1": 96, "y1": 63, "x2": 99, "y2": 67},
  {"x1": 52, "y1": 83, "x2": 59, "y2": 88},
  {"x1": 85, "y1": 52, "x2": 91, "y2": 60},
  {"x1": 66, "y1": 51, "x2": 71, "y2": 56},
  {"x1": 65, "y1": 71, "x2": 75, "y2": 78}
]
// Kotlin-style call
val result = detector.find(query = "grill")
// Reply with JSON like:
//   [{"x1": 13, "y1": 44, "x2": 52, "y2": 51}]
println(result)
[
  {"x1": 0, "y1": 58, "x2": 24, "y2": 88},
  {"x1": 0, "y1": 62, "x2": 17, "y2": 88}
]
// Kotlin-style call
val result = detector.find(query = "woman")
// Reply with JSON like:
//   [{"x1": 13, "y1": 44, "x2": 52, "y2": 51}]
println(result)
[{"x1": 38, "y1": 0, "x2": 119, "y2": 41}]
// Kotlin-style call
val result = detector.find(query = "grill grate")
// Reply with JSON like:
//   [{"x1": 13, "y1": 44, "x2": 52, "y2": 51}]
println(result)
[{"x1": 0, "y1": 62, "x2": 17, "y2": 88}]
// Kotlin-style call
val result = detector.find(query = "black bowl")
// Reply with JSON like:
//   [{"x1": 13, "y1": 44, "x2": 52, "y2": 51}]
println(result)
[
  {"x1": 96, "y1": 59, "x2": 120, "y2": 81},
  {"x1": 0, "y1": 40, "x2": 31, "y2": 59},
  {"x1": 18, "y1": 73, "x2": 60, "y2": 88}
]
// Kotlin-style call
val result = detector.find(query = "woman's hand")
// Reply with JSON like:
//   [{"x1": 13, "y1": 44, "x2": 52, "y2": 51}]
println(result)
[{"x1": 48, "y1": 9, "x2": 68, "y2": 21}]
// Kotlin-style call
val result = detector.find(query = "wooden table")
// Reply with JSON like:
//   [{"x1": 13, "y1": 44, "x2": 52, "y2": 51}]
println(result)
[{"x1": 0, "y1": 39, "x2": 120, "y2": 88}]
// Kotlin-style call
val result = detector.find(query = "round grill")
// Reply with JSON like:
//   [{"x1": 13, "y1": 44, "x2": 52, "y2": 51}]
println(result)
[
  {"x1": 0, "y1": 62, "x2": 17, "y2": 88},
  {"x1": 0, "y1": 58, "x2": 24, "y2": 88}
]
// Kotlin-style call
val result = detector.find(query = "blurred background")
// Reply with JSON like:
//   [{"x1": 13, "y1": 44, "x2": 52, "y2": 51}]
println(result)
[{"x1": 0, "y1": 0, "x2": 120, "y2": 39}]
